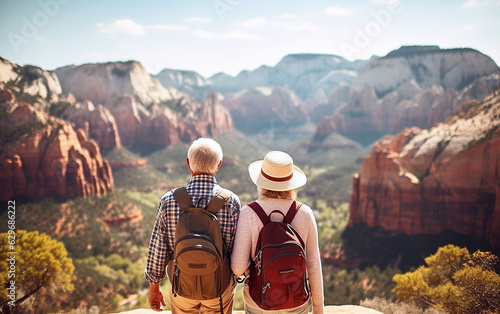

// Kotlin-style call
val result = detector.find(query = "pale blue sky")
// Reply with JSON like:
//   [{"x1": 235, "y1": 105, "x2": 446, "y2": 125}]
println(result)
[{"x1": 0, "y1": 0, "x2": 499, "y2": 77}]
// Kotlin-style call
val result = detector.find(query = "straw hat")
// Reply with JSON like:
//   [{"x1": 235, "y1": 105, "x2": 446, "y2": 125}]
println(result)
[{"x1": 248, "y1": 151, "x2": 307, "y2": 191}]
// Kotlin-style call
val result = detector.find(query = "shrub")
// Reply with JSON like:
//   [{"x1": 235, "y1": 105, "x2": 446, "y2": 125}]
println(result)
[{"x1": 393, "y1": 245, "x2": 500, "y2": 313}]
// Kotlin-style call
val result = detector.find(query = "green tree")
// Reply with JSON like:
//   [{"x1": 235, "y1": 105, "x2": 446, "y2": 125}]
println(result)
[
  {"x1": 393, "y1": 244, "x2": 500, "y2": 314},
  {"x1": 0, "y1": 230, "x2": 75, "y2": 313}
]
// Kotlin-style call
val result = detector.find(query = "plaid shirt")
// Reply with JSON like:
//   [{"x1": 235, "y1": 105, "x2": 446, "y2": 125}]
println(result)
[{"x1": 144, "y1": 174, "x2": 241, "y2": 284}]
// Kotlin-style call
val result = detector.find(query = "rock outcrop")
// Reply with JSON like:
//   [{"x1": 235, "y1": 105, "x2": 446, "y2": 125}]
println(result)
[
  {"x1": 154, "y1": 68, "x2": 209, "y2": 102},
  {"x1": 0, "y1": 57, "x2": 62, "y2": 109},
  {"x1": 55, "y1": 61, "x2": 180, "y2": 107},
  {"x1": 349, "y1": 88, "x2": 500, "y2": 249},
  {"x1": 56, "y1": 61, "x2": 234, "y2": 146},
  {"x1": 316, "y1": 116, "x2": 338, "y2": 135},
  {"x1": 105, "y1": 92, "x2": 232, "y2": 146},
  {"x1": 196, "y1": 92, "x2": 234, "y2": 137},
  {"x1": 222, "y1": 86, "x2": 307, "y2": 133},
  {"x1": 0, "y1": 58, "x2": 124, "y2": 150},
  {"x1": 352, "y1": 46, "x2": 499, "y2": 96},
  {"x1": 322, "y1": 46, "x2": 500, "y2": 136},
  {"x1": 61, "y1": 100, "x2": 122, "y2": 149},
  {"x1": 307, "y1": 83, "x2": 351, "y2": 123},
  {"x1": 0, "y1": 98, "x2": 113, "y2": 201}
]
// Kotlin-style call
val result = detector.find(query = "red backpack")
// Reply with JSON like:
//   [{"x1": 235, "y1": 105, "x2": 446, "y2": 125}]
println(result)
[{"x1": 248, "y1": 201, "x2": 310, "y2": 310}]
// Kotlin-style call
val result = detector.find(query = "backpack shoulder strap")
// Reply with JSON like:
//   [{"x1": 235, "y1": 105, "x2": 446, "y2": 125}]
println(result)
[
  {"x1": 284, "y1": 201, "x2": 302, "y2": 224},
  {"x1": 248, "y1": 202, "x2": 270, "y2": 225},
  {"x1": 173, "y1": 187, "x2": 193, "y2": 211},
  {"x1": 205, "y1": 188, "x2": 231, "y2": 214}
]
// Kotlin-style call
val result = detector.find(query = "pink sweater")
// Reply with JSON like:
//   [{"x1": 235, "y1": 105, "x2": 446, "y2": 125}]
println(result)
[{"x1": 231, "y1": 198, "x2": 324, "y2": 314}]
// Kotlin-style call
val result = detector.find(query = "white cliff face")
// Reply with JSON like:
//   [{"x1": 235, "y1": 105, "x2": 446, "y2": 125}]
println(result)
[
  {"x1": 218, "y1": 54, "x2": 367, "y2": 101},
  {"x1": 309, "y1": 69, "x2": 358, "y2": 103},
  {"x1": 274, "y1": 54, "x2": 360, "y2": 78},
  {"x1": 318, "y1": 47, "x2": 500, "y2": 137},
  {"x1": 0, "y1": 59, "x2": 19, "y2": 86},
  {"x1": 353, "y1": 47, "x2": 499, "y2": 96},
  {"x1": 155, "y1": 69, "x2": 207, "y2": 88},
  {"x1": 0, "y1": 58, "x2": 62, "y2": 105},
  {"x1": 55, "y1": 61, "x2": 180, "y2": 107},
  {"x1": 156, "y1": 54, "x2": 368, "y2": 102},
  {"x1": 154, "y1": 69, "x2": 210, "y2": 102}
]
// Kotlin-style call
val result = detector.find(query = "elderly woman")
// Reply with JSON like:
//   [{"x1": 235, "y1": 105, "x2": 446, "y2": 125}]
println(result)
[{"x1": 231, "y1": 151, "x2": 324, "y2": 314}]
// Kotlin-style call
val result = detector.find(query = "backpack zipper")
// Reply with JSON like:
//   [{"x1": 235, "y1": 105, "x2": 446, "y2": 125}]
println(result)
[
  {"x1": 177, "y1": 245, "x2": 222, "y2": 261},
  {"x1": 253, "y1": 250, "x2": 263, "y2": 275},
  {"x1": 175, "y1": 234, "x2": 214, "y2": 246},
  {"x1": 262, "y1": 282, "x2": 271, "y2": 297},
  {"x1": 172, "y1": 264, "x2": 179, "y2": 297}
]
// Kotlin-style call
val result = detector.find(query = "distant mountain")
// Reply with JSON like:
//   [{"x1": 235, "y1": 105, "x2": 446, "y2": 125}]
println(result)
[
  {"x1": 352, "y1": 46, "x2": 499, "y2": 96},
  {"x1": 154, "y1": 53, "x2": 369, "y2": 103},
  {"x1": 55, "y1": 61, "x2": 182, "y2": 106},
  {"x1": 320, "y1": 46, "x2": 500, "y2": 139},
  {"x1": 154, "y1": 68, "x2": 209, "y2": 102}
]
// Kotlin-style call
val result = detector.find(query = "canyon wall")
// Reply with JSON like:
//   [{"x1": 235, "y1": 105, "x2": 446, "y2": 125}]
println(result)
[
  {"x1": 349, "y1": 89, "x2": 500, "y2": 249},
  {"x1": 0, "y1": 97, "x2": 113, "y2": 201},
  {"x1": 55, "y1": 61, "x2": 234, "y2": 146}
]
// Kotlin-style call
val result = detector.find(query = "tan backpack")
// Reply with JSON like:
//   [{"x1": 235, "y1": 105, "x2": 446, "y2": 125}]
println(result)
[{"x1": 167, "y1": 187, "x2": 232, "y2": 311}]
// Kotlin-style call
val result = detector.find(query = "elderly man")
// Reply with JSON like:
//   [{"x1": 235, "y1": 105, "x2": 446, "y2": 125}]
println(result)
[{"x1": 145, "y1": 138, "x2": 241, "y2": 313}]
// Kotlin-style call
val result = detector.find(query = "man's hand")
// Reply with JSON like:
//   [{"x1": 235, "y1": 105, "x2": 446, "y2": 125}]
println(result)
[{"x1": 148, "y1": 282, "x2": 167, "y2": 311}]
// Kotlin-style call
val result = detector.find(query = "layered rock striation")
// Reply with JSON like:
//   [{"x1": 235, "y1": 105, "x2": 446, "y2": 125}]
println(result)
[
  {"x1": 56, "y1": 61, "x2": 234, "y2": 146},
  {"x1": 222, "y1": 86, "x2": 307, "y2": 133},
  {"x1": 55, "y1": 61, "x2": 180, "y2": 107},
  {"x1": 0, "y1": 57, "x2": 62, "y2": 109},
  {"x1": 352, "y1": 46, "x2": 498, "y2": 96},
  {"x1": 349, "y1": 88, "x2": 500, "y2": 249},
  {"x1": 61, "y1": 99, "x2": 122, "y2": 149},
  {"x1": 0, "y1": 98, "x2": 113, "y2": 201},
  {"x1": 321, "y1": 46, "x2": 500, "y2": 136},
  {"x1": 154, "y1": 68, "x2": 209, "y2": 102}
]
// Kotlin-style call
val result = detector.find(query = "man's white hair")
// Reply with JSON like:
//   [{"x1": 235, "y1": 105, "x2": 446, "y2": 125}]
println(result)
[{"x1": 187, "y1": 138, "x2": 223, "y2": 174}]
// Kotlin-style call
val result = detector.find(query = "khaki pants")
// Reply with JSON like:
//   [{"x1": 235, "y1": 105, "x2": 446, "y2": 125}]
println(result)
[
  {"x1": 244, "y1": 300, "x2": 309, "y2": 314},
  {"x1": 170, "y1": 280, "x2": 236, "y2": 314}
]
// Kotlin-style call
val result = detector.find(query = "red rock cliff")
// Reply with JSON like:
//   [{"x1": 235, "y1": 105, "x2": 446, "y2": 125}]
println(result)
[
  {"x1": 0, "y1": 100, "x2": 113, "y2": 201},
  {"x1": 55, "y1": 61, "x2": 234, "y2": 147},
  {"x1": 349, "y1": 89, "x2": 500, "y2": 249},
  {"x1": 222, "y1": 86, "x2": 307, "y2": 132},
  {"x1": 61, "y1": 99, "x2": 122, "y2": 149}
]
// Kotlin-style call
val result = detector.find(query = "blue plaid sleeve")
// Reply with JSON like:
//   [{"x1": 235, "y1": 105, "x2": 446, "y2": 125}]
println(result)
[
  {"x1": 219, "y1": 193, "x2": 241, "y2": 254},
  {"x1": 144, "y1": 192, "x2": 176, "y2": 284}
]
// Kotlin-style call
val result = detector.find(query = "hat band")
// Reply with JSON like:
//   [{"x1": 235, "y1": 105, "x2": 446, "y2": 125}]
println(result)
[{"x1": 261, "y1": 169, "x2": 293, "y2": 182}]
